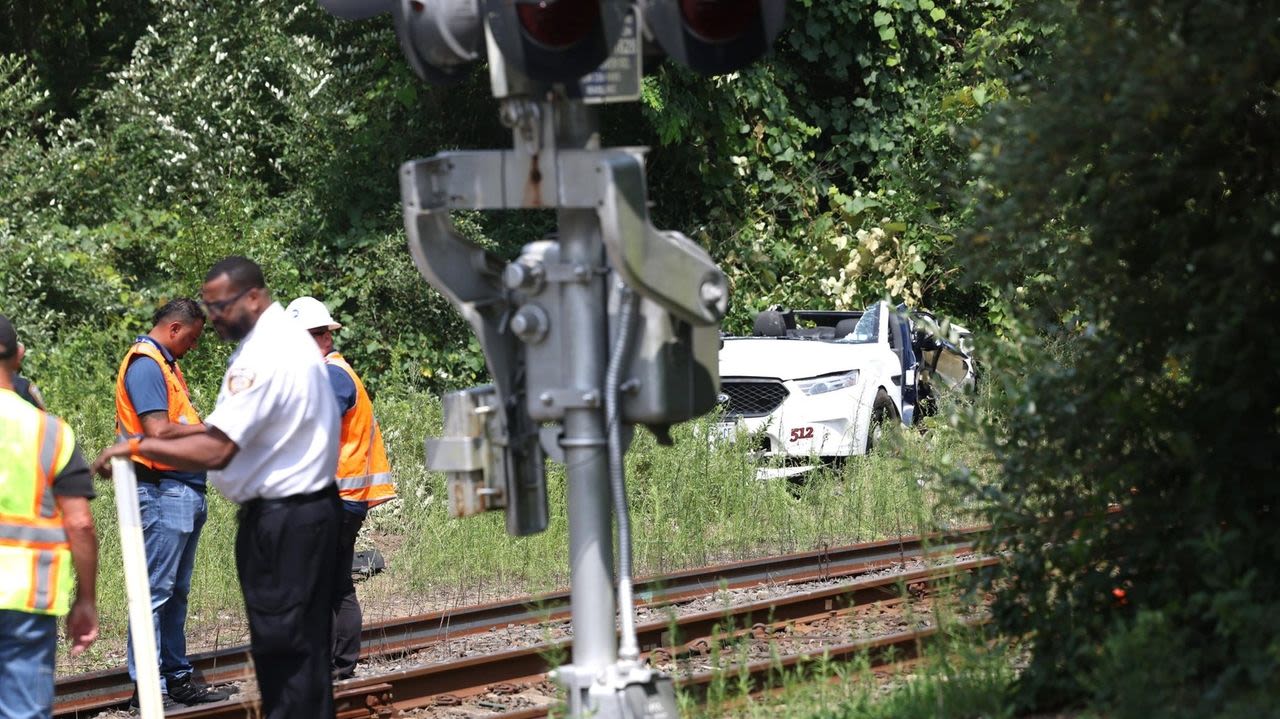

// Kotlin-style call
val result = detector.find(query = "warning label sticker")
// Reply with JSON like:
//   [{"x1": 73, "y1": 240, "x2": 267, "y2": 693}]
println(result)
[{"x1": 580, "y1": 7, "x2": 642, "y2": 104}]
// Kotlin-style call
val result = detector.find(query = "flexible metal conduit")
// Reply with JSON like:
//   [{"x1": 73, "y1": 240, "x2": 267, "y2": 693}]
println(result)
[{"x1": 604, "y1": 284, "x2": 640, "y2": 662}]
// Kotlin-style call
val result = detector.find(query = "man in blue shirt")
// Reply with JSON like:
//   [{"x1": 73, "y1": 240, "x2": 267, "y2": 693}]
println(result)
[
  {"x1": 113, "y1": 298, "x2": 231, "y2": 708},
  {"x1": 97, "y1": 258, "x2": 344, "y2": 718},
  {"x1": 13, "y1": 372, "x2": 45, "y2": 410},
  {"x1": 3, "y1": 335, "x2": 48, "y2": 410}
]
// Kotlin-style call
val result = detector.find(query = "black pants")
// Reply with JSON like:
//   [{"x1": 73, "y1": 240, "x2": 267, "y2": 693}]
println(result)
[
  {"x1": 236, "y1": 486, "x2": 341, "y2": 719},
  {"x1": 331, "y1": 510, "x2": 364, "y2": 679}
]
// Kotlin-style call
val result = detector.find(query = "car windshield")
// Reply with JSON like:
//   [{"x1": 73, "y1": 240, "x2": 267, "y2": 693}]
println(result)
[{"x1": 837, "y1": 303, "x2": 879, "y2": 344}]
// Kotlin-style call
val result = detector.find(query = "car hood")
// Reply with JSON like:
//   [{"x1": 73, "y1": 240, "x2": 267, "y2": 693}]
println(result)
[{"x1": 719, "y1": 338, "x2": 880, "y2": 381}]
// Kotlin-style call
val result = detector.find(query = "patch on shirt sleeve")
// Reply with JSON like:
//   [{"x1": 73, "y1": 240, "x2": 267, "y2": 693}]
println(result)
[{"x1": 227, "y1": 368, "x2": 257, "y2": 395}]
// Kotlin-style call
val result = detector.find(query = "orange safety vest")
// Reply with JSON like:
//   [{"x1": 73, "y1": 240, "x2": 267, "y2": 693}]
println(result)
[
  {"x1": 0, "y1": 390, "x2": 76, "y2": 616},
  {"x1": 326, "y1": 352, "x2": 395, "y2": 507},
  {"x1": 114, "y1": 338, "x2": 201, "y2": 471}
]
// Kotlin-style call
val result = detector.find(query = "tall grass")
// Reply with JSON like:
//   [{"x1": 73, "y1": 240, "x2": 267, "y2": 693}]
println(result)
[
  {"x1": 683, "y1": 588, "x2": 1015, "y2": 719},
  {"x1": 701, "y1": 625, "x2": 1018, "y2": 719},
  {"x1": 58, "y1": 387, "x2": 989, "y2": 671},
  {"x1": 379, "y1": 391, "x2": 985, "y2": 593}
]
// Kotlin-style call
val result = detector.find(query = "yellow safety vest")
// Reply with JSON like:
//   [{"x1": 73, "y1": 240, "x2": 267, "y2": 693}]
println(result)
[
  {"x1": 114, "y1": 338, "x2": 201, "y2": 471},
  {"x1": 326, "y1": 353, "x2": 396, "y2": 508},
  {"x1": 0, "y1": 389, "x2": 76, "y2": 616}
]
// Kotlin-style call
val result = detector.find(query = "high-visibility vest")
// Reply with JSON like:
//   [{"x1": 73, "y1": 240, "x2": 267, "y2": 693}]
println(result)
[
  {"x1": 114, "y1": 338, "x2": 201, "y2": 471},
  {"x1": 0, "y1": 389, "x2": 76, "y2": 616},
  {"x1": 326, "y1": 352, "x2": 395, "y2": 507}
]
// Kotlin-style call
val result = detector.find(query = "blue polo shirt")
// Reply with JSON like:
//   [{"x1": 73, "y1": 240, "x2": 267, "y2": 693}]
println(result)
[
  {"x1": 326, "y1": 364, "x2": 357, "y2": 415},
  {"x1": 123, "y1": 336, "x2": 207, "y2": 491}
]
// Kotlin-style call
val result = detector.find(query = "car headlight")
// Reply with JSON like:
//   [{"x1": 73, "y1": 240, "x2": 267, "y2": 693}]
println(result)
[{"x1": 794, "y1": 370, "x2": 860, "y2": 395}]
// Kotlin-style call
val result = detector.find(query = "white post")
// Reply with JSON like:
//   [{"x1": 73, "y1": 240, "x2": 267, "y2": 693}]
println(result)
[{"x1": 112, "y1": 457, "x2": 162, "y2": 719}]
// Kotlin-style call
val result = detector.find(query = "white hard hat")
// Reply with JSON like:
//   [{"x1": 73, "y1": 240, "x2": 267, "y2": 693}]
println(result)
[{"x1": 286, "y1": 296, "x2": 342, "y2": 331}]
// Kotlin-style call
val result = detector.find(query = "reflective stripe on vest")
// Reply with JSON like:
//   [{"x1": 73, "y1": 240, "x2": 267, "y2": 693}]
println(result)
[
  {"x1": 114, "y1": 339, "x2": 201, "y2": 472},
  {"x1": 0, "y1": 522, "x2": 71, "y2": 545},
  {"x1": 32, "y1": 550, "x2": 58, "y2": 609},
  {"x1": 325, "y1": 353, "x2": 396, "y2": 507},
  {"x1": 335, "y1": 471, "x2": 394, "y2": 492},
  {"x1": 35, "y1": 411, "x2": 62, "y2": 518},
  {"x1": 0, "y1": 392, "x2": 73, "y2": 616}
]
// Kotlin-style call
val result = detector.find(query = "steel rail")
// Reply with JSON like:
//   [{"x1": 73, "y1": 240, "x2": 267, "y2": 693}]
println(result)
[
  {"x1": 161, "y1": 557, "x2": 993, "y2": 718},
  {"x1": 56, "y1": 527, "x2": 986, "y2": 717},
  {"x1": 487, "y1": 618, "x2": 989, "y2": 719}
]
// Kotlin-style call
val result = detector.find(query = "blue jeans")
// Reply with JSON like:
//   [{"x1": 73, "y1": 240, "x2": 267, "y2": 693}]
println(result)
[
  {"x1": 126, "y1": 479, "x2": 208, "y2": 692},
  {"x1": 0, "y1": 609, "x2": 57, "y2": 719}
]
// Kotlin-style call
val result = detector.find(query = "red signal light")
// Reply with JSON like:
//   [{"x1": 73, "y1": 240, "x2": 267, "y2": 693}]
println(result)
[
  {"x1": 644, "y1": 0, "x2": 784, "y2": 76},
  {"x1": 679, "y1": 0, "x2": 759, "y2": 42},
  {"x1": 489, "y1": 0, "x2": 629, "y2": 83},
  {"x1": 517, "y1": 0, "x2": 602, "y2": 48}
]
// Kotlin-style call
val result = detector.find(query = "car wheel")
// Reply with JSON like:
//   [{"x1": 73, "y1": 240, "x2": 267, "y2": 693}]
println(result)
[{"x1": 865, "y1": 395, "x2": 892, "y2": 453}]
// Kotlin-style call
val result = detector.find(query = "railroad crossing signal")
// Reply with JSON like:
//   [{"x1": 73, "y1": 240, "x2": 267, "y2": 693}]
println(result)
[
  {"x1": 317, "y1": 2, "x2": 786, "y2": 717},
  {"x1": 320, "y1": 0, "x2": 785, "y2": 86}
]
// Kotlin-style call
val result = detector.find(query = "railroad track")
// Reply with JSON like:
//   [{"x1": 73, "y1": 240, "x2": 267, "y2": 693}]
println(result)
[
  {"x1": 57, "y1": 527, "x2": 986, "y2": 717},
  {"x1": 182, "y1": 557, "x2": 995, "y2": 718},
  {"x1": 482, "y1": 622, "x2": 981, "y2": 719},
  {"x1": 350, "y1": 557, "x2": 992, "y2": 717}
]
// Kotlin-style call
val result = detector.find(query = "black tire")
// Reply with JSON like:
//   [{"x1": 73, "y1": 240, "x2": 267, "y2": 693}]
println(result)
[{"x1": 865, "y1": 394, "x2": 892, "y2": 453}]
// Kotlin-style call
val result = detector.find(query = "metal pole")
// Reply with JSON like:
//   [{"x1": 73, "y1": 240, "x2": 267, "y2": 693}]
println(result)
[
  {"x1": 553, "y1": 98, "x2": 615, "y2": 713},
  {"x1": 113, "y1": 457, "x2": 163, "y2": 719}
]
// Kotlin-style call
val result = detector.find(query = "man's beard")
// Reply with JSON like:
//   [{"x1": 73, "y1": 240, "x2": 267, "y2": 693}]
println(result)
[{"x1": 215, "y1": 316, "x2": 253, "y2": 342}]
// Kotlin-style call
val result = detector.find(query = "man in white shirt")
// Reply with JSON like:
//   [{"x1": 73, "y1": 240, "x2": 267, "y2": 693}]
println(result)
[{"x1": 94, "y1": 256, "x2": 342, "y2": 719}]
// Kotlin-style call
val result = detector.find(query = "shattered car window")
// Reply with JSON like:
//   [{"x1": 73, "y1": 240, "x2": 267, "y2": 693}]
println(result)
[{"x1": 838, "y1": 303, "x2": 879, "y2": 344}]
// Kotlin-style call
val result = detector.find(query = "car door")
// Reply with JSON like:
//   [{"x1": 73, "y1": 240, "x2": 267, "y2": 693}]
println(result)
[
  {"x1": 868, "y1": 301, "x2": 901, "y2": 416},
  {"x1": 892, "y1": 303, "x2": 920, "y2": 426}
]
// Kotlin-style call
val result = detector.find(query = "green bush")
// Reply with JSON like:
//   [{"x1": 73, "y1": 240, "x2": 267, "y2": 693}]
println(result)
[{"x1": 953, "y1": 0, "x2": 1280, "y2": 713}]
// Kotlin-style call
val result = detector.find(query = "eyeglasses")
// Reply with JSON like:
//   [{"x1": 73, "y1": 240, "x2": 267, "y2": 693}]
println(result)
[
  {"x1": 309, "y1": 328, "x2": 331, "y2": 337},
  {"x1": 200, "y1": 286, "x2": 253, "y2": 316}
]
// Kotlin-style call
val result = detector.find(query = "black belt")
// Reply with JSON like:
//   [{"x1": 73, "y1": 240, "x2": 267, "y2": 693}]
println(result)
[
  {"x1": 240, "y1": 484, "x2": 338, "y2": 513},
  {"x1": 132, "y1": 461, "x2": 161, "y2": 484},
  {"x1": 132, "y1": 464, "x2": 207, "y2": 494}
]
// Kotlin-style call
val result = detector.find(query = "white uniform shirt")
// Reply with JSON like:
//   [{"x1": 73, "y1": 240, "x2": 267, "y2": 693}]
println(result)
[{"x1": 205, "y1": 302, "x2": 340, "y2": 504}]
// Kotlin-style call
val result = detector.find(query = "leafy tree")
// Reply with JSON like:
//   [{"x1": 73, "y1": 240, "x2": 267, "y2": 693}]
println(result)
[
  {"x1": 955, "y1": 1, "x2": 1280, "y2": 714},
  {"x1": 3, "y1": 0, "x2": 1061, "y2": 403},
  {"x1": 642, "y1": 0, "x2": 1043, "y2": 328},
  {"x1": 0, "y1": 55, "x2": 134, "y2": 349},
  {"x1": 3, "y1": 0, "x2": 1040, "y2": 395},
  {"x1": 2, "y1": 0, "x2": 511, "y2": 395},
  {"x1": 0, "y1": 0, "x2": 155, "y2": 118}
]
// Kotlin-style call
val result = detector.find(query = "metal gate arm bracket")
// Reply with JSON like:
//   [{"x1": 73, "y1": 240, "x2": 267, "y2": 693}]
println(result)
[
  {"x1": 400, "y1": 155, "x2": 518, "y2": 401},
  {"x1": 560, "y1": 150, "x2": 728, "y2": 326}
]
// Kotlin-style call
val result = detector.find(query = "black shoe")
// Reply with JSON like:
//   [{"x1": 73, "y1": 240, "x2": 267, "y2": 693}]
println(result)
[
  {"x1": 166, "y1": 674, "x2": 234, "y2": 705},
  {"x1": 128, "y1": 687, "x2": 177, "y2": 711}
]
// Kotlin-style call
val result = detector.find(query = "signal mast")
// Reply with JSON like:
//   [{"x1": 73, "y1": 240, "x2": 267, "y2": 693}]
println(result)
[{"x1": 318, "y1": 2, "x2": 785, "y2": 716}]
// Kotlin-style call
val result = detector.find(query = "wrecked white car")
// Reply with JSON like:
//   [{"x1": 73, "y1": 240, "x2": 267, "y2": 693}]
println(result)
[{"x1": 715, "y1": 301, "x2": 975, "y2": 478}]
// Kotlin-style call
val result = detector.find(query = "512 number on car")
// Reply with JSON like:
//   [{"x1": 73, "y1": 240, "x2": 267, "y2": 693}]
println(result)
[{"x1": 788, "y1": 426, "x2": 814, "y2": 442}]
